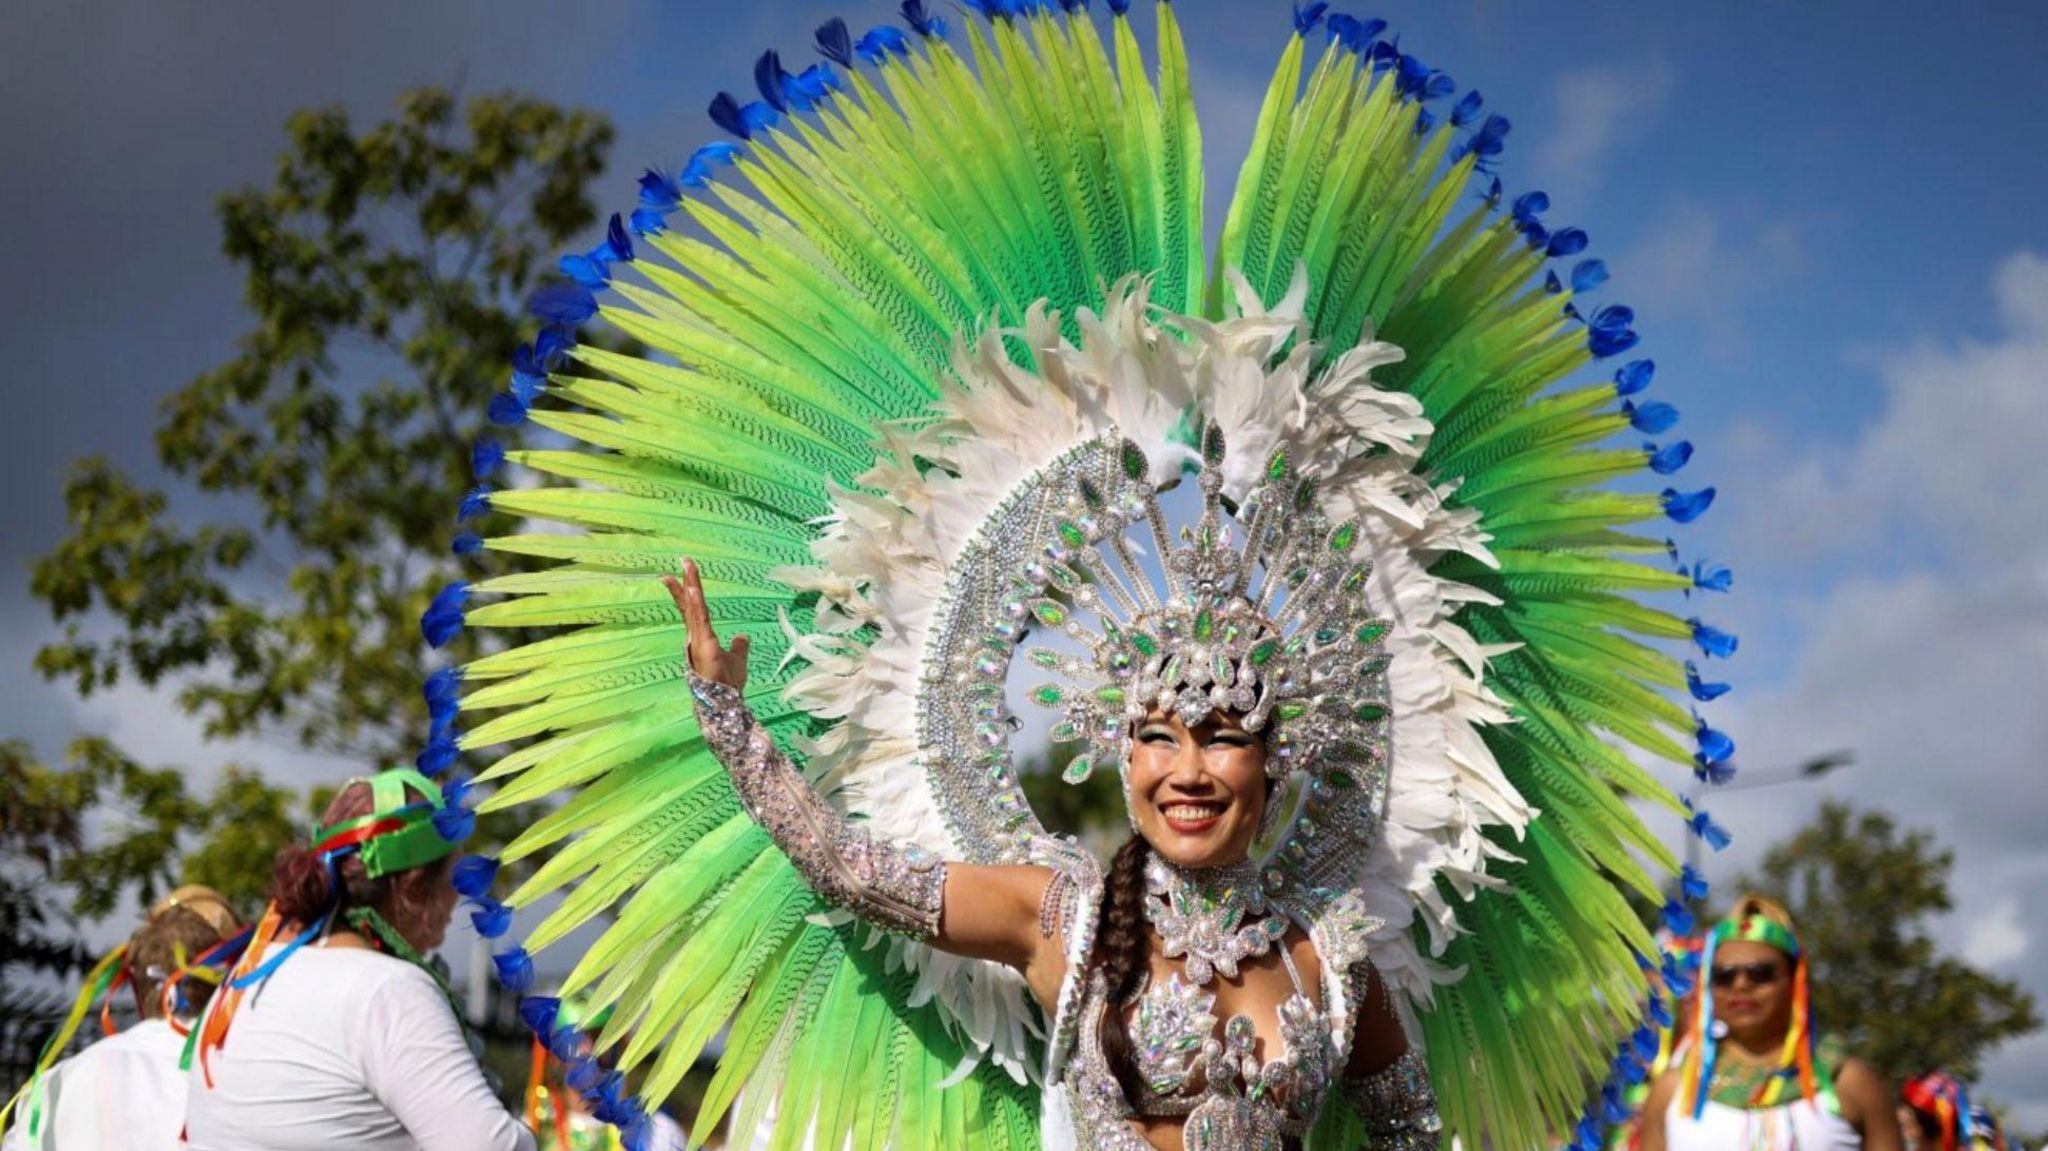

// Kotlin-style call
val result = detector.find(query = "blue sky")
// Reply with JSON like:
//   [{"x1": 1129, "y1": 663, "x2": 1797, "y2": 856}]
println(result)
[{"x1": 4, "y1": 0, "x2": 2045, "y2": 1126}]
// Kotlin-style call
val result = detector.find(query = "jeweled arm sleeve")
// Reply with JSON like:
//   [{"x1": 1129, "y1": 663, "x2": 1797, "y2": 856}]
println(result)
[
  {"x1": 1340, "y1": 1049, "x2": 1443, "y2": 1151},
  {"x1": 688, "y1": 672, "x2": 946, "y2": 939}
]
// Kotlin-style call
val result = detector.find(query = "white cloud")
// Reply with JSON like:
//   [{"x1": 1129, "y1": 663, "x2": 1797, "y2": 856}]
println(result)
[
  {"x1": 1964, "y1": 897, "x2": 2029, "y2": 970},
  {"x1": 1532, "y1": 60, "x2": 1675, "y2": 205},
  {"x1": 1724, "y1": 249, "x2": 2048, "y2": 569}
]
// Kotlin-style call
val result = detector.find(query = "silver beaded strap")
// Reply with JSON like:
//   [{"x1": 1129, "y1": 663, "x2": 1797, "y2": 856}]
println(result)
[
  {"x1": 688, "y1": 673, "x2": 946, "y2": 940},
  {"x1": 1340, "y1": 1049, "x2": 1443, "y2": 1150}
]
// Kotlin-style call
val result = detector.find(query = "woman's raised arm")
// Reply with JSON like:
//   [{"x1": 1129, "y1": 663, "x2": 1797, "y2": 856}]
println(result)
[{"x1": 666, "y1": 562, "x2": 1067, "y2": 1003}]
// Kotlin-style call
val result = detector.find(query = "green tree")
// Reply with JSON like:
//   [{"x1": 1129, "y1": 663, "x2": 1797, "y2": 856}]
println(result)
[
  {"x1": 19, "y1": 88, "x2": 614, "y2": 905},
  {"x1": 30, "y1": 87, "x2": 614, "y2": 766},
  {"x1": 1, "y1": 738, "x2": 307, "y2": 1092},
  {"x1": 7, "y1": 90, "x2": 618, "y2": 1099},
  {"x1": 39, "y1": 738, "x2": 313, "y2": 920},
  {"x1": 1740, "y1": 801, "x2": 2039, "y2": 1082}
]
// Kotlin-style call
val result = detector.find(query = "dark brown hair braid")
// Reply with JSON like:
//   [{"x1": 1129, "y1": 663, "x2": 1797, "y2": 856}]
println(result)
[{"x1": 1091, "y1": 834, "x2": 1154, "y2": 1108}]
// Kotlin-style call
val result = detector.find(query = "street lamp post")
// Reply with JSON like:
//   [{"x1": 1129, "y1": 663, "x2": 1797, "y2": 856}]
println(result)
[{"x1": 1682, "y1": 751, "x2": 1855, "y2": 917}]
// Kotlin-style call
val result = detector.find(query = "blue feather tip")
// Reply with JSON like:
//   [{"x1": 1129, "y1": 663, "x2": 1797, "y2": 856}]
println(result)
[
  {"x1": 491, "y1": 945, "x2": 535, "y2": 994},
  {"x1": 420, "y1": 582, "x2": 470, "y2": 648},
  {"x1": 468, "y1": 894, "x2": 511, "y2": 938},
  {"x1": 1662, "y1": 486, "x2": 1716, "y2": 524},
  {"x1": 519, "y1": 995, "x2": 562, "y2": 1035},
  {"x1": 1688, "y1": 617, "x2": 1738, "y2": 659},
  {"x1": 452, "y1": 854, "x2": 499, "y2": 899}
]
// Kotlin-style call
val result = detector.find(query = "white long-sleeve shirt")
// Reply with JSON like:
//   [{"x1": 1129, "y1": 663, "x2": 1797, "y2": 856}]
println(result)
[
  {"x1": 182, "y1": 945, "x2": 533, "y2": 1151},
  {"x1": 0, "y1": 1018, "x2": 190, "y2": 1150}
]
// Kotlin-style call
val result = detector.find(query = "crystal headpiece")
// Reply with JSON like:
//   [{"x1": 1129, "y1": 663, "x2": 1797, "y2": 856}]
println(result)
[{"x1": 1020, "y1": 422, "x2": 1391, "y2": 785}]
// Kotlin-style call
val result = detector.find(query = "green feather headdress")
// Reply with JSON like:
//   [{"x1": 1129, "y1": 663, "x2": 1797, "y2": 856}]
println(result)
[{"x1": 420, "y1": 5, "x2": 1740, "y2": 1149}]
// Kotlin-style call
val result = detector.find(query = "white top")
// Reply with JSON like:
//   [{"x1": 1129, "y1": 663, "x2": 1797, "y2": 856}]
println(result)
[
  {"x1": 1, "y1": 1018, "x2": 190, "y2": 1151},
  {"x1": 1666, "y1": 1095, "x2": 1861, "y2": 1151},
  {"x1": 182, "y1": 946, "x2": 533, "y2": 1151}
]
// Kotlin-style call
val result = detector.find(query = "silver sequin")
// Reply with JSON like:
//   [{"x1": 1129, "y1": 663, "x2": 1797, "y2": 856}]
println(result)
[{"x1": 1340, "y1": 1048, "x2": 1443, "y2": 1149}]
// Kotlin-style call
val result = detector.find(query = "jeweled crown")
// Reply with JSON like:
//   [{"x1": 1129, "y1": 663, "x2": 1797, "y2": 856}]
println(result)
[{"x1": 1021, "y1": 422, "x2": 1392, "y2": 784}]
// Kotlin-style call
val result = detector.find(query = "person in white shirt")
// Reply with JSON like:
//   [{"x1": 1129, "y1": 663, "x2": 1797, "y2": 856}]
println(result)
[
  {"x1": 184, "y1": 767, "x2": 534, "y2": 1151},
  {"x1": 0, "y1": 885, "x2": 244, "y2": 1150}
]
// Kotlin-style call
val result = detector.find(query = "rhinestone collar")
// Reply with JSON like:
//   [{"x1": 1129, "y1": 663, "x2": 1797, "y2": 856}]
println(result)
[{"x1": 1144, "y1": 855, "x2": 1289, "y2": 985}]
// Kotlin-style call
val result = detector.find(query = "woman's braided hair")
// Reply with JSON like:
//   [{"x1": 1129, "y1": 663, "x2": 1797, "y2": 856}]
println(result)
[{"x1": 1091, "y1": 834, "x2": 1154, "y2": 1108}]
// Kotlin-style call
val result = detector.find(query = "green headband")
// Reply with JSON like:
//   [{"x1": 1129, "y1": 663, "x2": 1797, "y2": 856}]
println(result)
[
  {"x1": 1710, "y1": 914, "x2": 1801, "y2": 959},
  {"x1": 310, "y1": 767, "x2": 455, "y2": 879}
]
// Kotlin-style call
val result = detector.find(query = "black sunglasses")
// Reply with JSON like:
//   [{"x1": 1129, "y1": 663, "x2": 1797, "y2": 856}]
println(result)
[{"x1": 1709, "y1": 960, "x2": 1784, "y2": 989}]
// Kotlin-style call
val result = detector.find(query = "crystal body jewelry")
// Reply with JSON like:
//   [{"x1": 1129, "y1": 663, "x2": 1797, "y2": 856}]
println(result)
[
  {"x1": 1130, "y1": 973, "x2": 1216, "y2": 1098},
  {"x1": 1067, "y1": 947, "x2": 1335, "y2": 1151},
  {"x1": 1341, "y1": 1049, "x2": 1445, "y2": 1150},
  {"x1": 1143, "y1": 856, "x2": 1288, "y2": 987}
]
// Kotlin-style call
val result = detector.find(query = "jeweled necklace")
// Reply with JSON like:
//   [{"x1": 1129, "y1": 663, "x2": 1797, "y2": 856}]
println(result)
[{"x1": 1144, "y1": 855, "x2": 1289, "y2": 985}]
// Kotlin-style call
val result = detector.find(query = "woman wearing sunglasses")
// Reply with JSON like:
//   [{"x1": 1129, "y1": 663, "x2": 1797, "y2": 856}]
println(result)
[{"x1": 1639, "y1": 895, "x2": 1904, "y2": 1150}]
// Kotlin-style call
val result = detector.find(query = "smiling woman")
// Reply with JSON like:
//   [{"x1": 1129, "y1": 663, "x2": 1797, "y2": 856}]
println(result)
[
  {"x1": 1128, "y1": 711, "x2": 1269, "y2": 865},
  {"x1": 424, "y1": 2, "x2": 1740, "y2": 1149}
]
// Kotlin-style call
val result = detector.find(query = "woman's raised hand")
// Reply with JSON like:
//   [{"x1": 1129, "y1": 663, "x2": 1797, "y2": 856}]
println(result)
[{"x1": 663, "y1": 559, "x2": 749, "y2": 691}]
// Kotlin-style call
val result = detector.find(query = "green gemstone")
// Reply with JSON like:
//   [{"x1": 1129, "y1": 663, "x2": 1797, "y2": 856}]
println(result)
[
  {"x1": 1031, "y1": 600, "x2": 1067, "y2": 627},
  {"x1": 1078, "y1": 477, "x2": 1105, "y2": 509},
  {"x1": 1050, "y1": 720, "x2": 1082, "y2": 741},
  {"x1": 1130, "y1": 631, "x2": 1159, "y2": 657},
  {"x1": 1046, "y1": 563, "x2": 1079, "y2": 590},
  {"x1": 1028, "y1": 649, "x2": 1061, "y2": 669},
  {"x1": 1293, "y1": 478, "x2": 1318, "y2": 512},
  {"x1": 1096, "y1": 685, "x2": 1126, "y2": 706},
  {"x1": 1328, "y1": 521, "x2": 1358, "y2": 552},
  {"x1": 1354, "y1": 702, "x2": 1388, "y2": 722},
  {"x1": 1266, "y1": 449, "x2": 1289, "y2": 482},
  {"x1": 1202, "y1": 421, "x2": 1226, "y2": 465},
  {"x1": 1284, "y1": 636, "x2": 1306, "y2": 656},
  {"x1": 1248, "y1": 639, "x2": 1278, "y2": 667},
  {"x1": 1031, "y1": 684, "x2": 1064, "y2": 706},
  {"x1": 1193, "y1": 609, "x2": 1213, "y2": 641},
  {"x1": 1121, "y1": 441, "x2": 1147, "y2": 480},
  {"x1": 1277, "y1": 701, "x2": 1309, "y2": 721},
  {"x1": 1057, "y1": 521, "x2": 1087, "y2": 549},
  {"x1": 1325, "y1": 770, "x2": 1357, "y2": 790},
  {"x1": 1355, "y1": 622, "x2": 1389, "y2": 646},
  {"x1": 1341, "y1": 566, "x2": 1368, "y2": 593},
  {"x1": 1314, "y1": 628, "x2": 1340, "y2": 646},
  {"x1": 1062, "y1": 756, "x2": 1095, "y2": 784},
  {"x1": 1287, "y1": 565, "x2": 1309, "y2": 588}
]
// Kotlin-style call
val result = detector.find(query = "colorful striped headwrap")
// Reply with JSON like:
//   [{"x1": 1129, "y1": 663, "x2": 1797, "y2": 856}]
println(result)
[
  {"x1": 1904, "y1": 1071, "x2": 1981, "y2": 1151},
  {"x1": 1679, "y1": 912, "x2": 1838, "y2": 1119},
  {"x1": 193, "y1": 767, "x2": 455, "y2": 1085}
]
